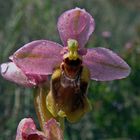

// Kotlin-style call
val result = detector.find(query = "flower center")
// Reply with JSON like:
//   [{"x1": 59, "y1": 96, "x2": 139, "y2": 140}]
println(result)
[{"x1": 63, "y1": 39, "x2": 81, "y2": 60}]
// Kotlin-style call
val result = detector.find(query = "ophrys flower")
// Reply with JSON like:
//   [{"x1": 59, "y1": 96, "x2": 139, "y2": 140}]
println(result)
[{"x1": 1, "y1": 8, "x2": 131, "y2": 126}]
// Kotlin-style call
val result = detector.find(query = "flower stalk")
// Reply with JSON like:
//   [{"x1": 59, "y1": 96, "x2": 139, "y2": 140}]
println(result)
[{"x1": 33, "y1": 83, "x2": 64, "y2": 132}]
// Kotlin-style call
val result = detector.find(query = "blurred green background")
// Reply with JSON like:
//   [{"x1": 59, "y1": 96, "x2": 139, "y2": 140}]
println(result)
[{"x1": 0, "y1": 0, "x2": 140, "y2": 140}]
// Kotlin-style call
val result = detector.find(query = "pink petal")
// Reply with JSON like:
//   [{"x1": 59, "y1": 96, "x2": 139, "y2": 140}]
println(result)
[
  {"x1": 43, "y1": 119, "x2": 64, "y2": 140},
  {"x1": 57, "y1": 7, "x2": 95, "y2": 48},
  {"x1": 1, "y1": 62, "x2": 37, "y2": 87},
  {"x1": 16, "y1": 118, "x2": 47, "y2": 140},
  {"x1": 16, "y1": 118, "x2": 63, "y2": 140},
  {"x1": 83, "y1": 48, "x2": 131, "y2": 81},
  {"x1": 13, "y1": 40, "x2": 63, "y2": 76}
]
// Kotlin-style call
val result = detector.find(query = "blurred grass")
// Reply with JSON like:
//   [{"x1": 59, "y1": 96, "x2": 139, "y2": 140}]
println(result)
[{"x1": 0, "y1": 0, "x2": 140, "y2": 140}]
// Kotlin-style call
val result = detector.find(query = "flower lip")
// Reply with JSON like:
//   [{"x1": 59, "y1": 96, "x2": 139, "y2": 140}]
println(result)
[{"x1": 61, "y1": 57, "x2": 82, "y2": 79}]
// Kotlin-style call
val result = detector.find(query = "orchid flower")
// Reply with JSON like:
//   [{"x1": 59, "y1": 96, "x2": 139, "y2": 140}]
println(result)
[
  {"x1": 16, "y1": 118, "x2": 63, "y2": 140},
  {"x1": 1, "y1": 7, "x2": 131, "y2": 131}
]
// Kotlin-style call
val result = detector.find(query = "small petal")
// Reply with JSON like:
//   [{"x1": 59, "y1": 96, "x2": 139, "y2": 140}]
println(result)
[
  {"x1": 1, "y1": 62, "x2": 36, "y2": 87},
  {"x1": 16, "y1": 118, "x2": 47, "y2": 140},
  {"x1": 13, "y1": 40, "x2": 63, "y2": 76},
  {"x1": 16, "y1": 118, "x2": 35, "y2": 140},
  {"x1": 83, "y1": 48, "x2": 131, "y2": 81},
  {"x1": 43, "y1": 119, "x2": 64, "y2": 140},
  {"x1": 57, "y1": 7, "x2": 95, "y2": 48}
]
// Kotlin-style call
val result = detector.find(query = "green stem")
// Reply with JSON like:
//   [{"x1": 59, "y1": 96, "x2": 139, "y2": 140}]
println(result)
[
  {"x1": 33, "y1": 83, "x2": 64, "y2": 132},
  {"x1": 33, "y1": 83, "x2": 53, "y2": 131}
]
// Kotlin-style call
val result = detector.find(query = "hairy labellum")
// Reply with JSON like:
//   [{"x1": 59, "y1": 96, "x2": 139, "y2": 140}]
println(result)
[{"x1": 60, "y1": 67, "x2": 81, "y2": 88}]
